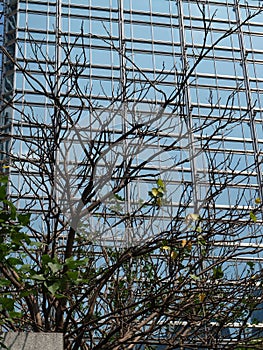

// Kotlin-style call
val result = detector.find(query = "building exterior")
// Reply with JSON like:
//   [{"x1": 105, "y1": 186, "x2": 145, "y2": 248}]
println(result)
[
  {"x1": 1, "y1": 0, "x2": 263, "y2": 347},
  {"x1": 1, "y1": 0, "x2": 263, "y2": 227},
  {"x1": 1, "y1": 1, "x2": 262, "y2": 239}
]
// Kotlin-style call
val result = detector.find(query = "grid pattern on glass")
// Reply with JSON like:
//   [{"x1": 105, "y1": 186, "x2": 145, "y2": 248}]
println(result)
[{"x1": 0, "y1": 0, "x2": 263, "y2": 249}]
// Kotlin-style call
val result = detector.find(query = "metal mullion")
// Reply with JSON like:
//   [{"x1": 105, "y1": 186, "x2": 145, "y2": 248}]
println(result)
[
  {"x1": 229, "y1": 2, "x2": 251, "y2": 193},
  {"x1": 206, "y1": 3, "x2": 234, "y2": 211},
  {"x1": 178, "y1": 0, "x2": 200, "y2": 214},
  {"x1": 245, "y1": 10, "x2": 263, "y2": 147},
  {"x1": 234, "y1": 0, "x2": 263, "y2": 211},
  {"x1": 118, "y1": 0, "x2": 132, "y2": 246}
]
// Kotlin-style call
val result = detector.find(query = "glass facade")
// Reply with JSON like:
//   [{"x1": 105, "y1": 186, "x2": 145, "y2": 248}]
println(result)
[
  {"x1": 1, "y1": 0, "x2": 263, "y2": 340},
  {"x1": 0, "y1": 2, "x2": 262, "y2": 230},
  {"x1": 1, "y1": 2, "x2": 262, "y2": 230}
]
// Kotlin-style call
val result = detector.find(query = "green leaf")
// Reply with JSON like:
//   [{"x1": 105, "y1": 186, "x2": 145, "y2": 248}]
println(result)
[
  {"x1": 0, "y1": 176, "x2": 8, "y2": 184},
  {"x1": 3, "y1": 200, "x2": 17, "y2": 220},
  {"x1": 213, "y1": 266, "x2": 224, "y2": 279},
  {"x1": 0, "y1": 278, "x2": 11, "y2": 287},
  {"x1": 46, "y1": 282, "x2": 60, "y2": 295},
  {"x1": 11, "y1": 231, "x2": 27, "y2": 244},
  {"x1": 157, "y1": 188, "x2": 165, "y2": 195},
  {"x1": 20, "y1": 289, "x2": 37, "y2": 297},
  {"x1": 0, "y1": 185, "x2": 6, "y2": 200},
  {"x1": 190, "y1": 274, "x2": 199, "y2": 281},
  {"x1": 6, "y1": 257, "x2": 22, "y2": 266},
  {"x1": 157, "y1": 178, "x2": 165, "y2": 188},
  {"x1": 19, "y1": 264, "x2": 33, "y2": 273},
  {"x1": 42, "y1": 254, "x2": 53, "y2": 265},
  {"x1": 17, "y1": 213, "x2": 31, "y2": 226},
  {"x1": 8, "y1": 311, "x2": 22, "y2": 319},
  {"x1": 247, "y1": 261, "x2": 255, "y2": 270},
  {"x1": 0, "y1": 243, "x2": 9, "y2": 254},
  {"x1": 151, "y1": 188, "x2": 159, "y2": 197},
  {"x1": 31, "y1": 274, "x2": 46, "y2": 281},
  {"x1": 0, "y1": 297, "x2": 15, "y2": 311},
  {"x1": 65, "y1": 257, "x2": 88, "y2": 269},
  {"x1": 65, "y1": 256, "x2": 75, "y2": 268},
  {"x1": 0, "y1": 211, "x2": 10, "y2": 222},
  {"x1": 197, "y1": 235, "x2": 206, "y2": 246},
  {"x1": 250, "y1": 211, "x2": 257, "y2": 223},
  {"x1": 255, "y1": 197, "x2": 261, "y2": 204},
  {"x1": 48, "y1": 262, "x2": 62, "y2": 274},
  {"x1": 114, "y1": 193, "x2": 125, "y2": 201},
  {"x1": 196, "y1": 225, "x2": 202, "y2": 233},
  {"x1": 67, "y1": 271, "x2": 79, "y2": 281},
  {"x1": 54, "y1": 293, "x2": 66, "y2": 299}
]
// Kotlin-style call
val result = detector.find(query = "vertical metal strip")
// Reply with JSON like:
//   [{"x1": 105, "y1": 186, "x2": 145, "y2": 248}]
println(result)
[
  {"x1": 177, "y1": 0, "x2": 200, "y2": 213},
  {"x1": 55, "y1": 0, "x2": 61, "y2": 97},
  {"x1": 118, "y1": 0, "x2": 126, "y2": 101},
  {"x1": 118, "y1": 0, "x2": 131, "y2": 245},
  {"x1": 52, "y1": 0, "x2": 62, "y2": 236},
  {"x1": 234, "y1": 1, "x2": 263, "y2": 205}
]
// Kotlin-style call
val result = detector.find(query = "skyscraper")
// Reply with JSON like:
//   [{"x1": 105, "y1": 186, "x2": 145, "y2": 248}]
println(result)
[
  {"x1": 1, "y1": 0, "x2": 263, "y2": 347},
  {"x1": 1, "y1": 0, "x2": 263, "y2": 237}
]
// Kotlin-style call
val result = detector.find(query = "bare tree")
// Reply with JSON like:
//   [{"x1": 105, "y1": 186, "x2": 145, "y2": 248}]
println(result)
[{"x1": 1, "y1": 2, "x2": 263, "y2": 349}]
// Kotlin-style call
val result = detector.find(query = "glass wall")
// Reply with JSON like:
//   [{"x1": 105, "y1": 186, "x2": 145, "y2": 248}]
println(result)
[{"x1": 0, "y1": 0, "x2": 262, "y2": 241}]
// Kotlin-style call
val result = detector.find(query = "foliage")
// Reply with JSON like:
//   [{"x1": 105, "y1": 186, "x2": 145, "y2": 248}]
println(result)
[
  {"x1": 0, "y1": 175, "x2": 31, "y2": 324},
  {"x1": 0, "y1": 177, "x2": 262, "y2": 349}
]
